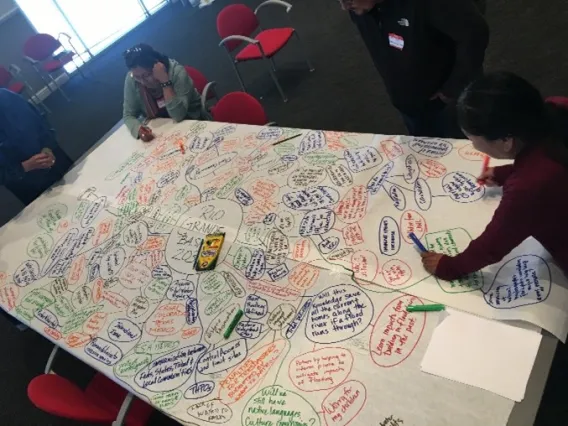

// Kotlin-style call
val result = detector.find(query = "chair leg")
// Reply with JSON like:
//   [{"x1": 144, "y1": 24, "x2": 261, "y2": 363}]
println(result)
[
  {"x1": 49, "y1": 72, "x2": 70, "y2": 102},
  {"x1": 24, "y1": 85, "x2": 51, "y2": 114},
  {"x1": 112, "y1": 392, "x2": 134, "y2": 426},
  {"x1": 294, "y1": 31, "x2": 315, "y2": 72},
  {"x1": 74, "y1": 60, "x2": 88, "y2": 79},
  {"x1": 270, "y1": 57, "x2": 277, "y2": 72},
  {"x1": 44, "y1": 345, "x2": 59, "y2": 374},
  {"x1": 230, "y1": 61, "x2": 247, "y2": 92},
  {"x1": 34, "y1": 68, "x2": 57, "y2": 95},
  {"x1": 263, "y1": 57, "x2": 287, "y2": 102},
  {"x1": 38, "y1": 98, "x2": 51, "y2": 114}
]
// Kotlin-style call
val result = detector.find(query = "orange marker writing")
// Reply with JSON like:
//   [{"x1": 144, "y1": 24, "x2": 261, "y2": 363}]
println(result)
[{"x1": 177, "y1": 140, "x2": 186, "y2": 155}]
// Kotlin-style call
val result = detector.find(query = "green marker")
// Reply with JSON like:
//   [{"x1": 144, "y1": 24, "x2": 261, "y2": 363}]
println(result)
[
  {"x1": 223, "y1": 309, "x2": 244, "y2": 339},
  {"x1": 406, "y1": 304, "x2": 445, "y2": 312}
]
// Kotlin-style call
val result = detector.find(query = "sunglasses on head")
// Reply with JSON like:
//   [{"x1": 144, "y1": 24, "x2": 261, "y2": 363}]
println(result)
[{"x1": 123, "y1": 46, "x2": 143, "y2": 59}]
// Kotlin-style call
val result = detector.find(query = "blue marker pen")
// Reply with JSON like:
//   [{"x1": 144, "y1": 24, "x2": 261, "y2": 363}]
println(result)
[{"x1": 408, "y1": 232, "x2": 428, "y2": 252}]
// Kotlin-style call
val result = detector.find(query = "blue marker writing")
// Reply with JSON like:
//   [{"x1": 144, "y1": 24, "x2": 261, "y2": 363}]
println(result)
[{"x1": 408, "y1": 232, "x2": 428, "y2": 252}]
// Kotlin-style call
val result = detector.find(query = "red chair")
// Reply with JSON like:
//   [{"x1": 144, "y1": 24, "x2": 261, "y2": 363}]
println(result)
[
  {"x1": 184, "y1": 65, "x2": 218, "y2": 109},
  {"x1": 208, "y1": 91, "x2": 270, "y2": 125},
  {"x1": 0, "y1": 64, "x2": 50, "y2": 113},
  {"x1": 217, "y1": 1, "x2": 314, "y2": 103},
  {"x1": 28, "y1": 373, "x2": 153, "y2": 425},
  {"x1": 23, "y1": 33, "x2": 86, "y2": 101},
  {"x1": 546, "y1": 96, "x2": 568, "y2": 109}
]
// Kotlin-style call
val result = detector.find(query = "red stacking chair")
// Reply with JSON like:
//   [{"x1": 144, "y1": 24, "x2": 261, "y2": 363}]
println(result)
[
  {"x1": 184, "y1": 65, "x2": 218, "y2": 109},
  {"x1": 27, "y1": 345, "x2": 152, "y2": 425},
  {"x1": 23, "y1": 33, "x2": 86, "y2": 101},
  {"x1": 28, "y1": 373, "x2": 153, "y2": 425},
  {"x1": 217, "y1": 1, "x2": 314, "y2": 102},
  {"x1": 546, "y1": 96, "x2": 568, "y2": 109},
  {"x1": 208, "y1": 91, "x2": 270, "y2": 125},
  {"x1": 0, "y1": 64, "x2": 50, "y2": 113}
]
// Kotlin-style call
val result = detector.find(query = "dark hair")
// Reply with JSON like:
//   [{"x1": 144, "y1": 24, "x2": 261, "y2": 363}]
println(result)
[
  {"x1": 457, "y1": 72, "x2": 568, "y2": 151},
  {"x1": 123, "y1": 43, "x2": 169, "y2": 70}
]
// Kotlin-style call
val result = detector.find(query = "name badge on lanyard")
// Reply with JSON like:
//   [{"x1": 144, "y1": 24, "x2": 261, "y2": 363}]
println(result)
[
  {"x1": 157, "y1": 97, "x2": 166, "y2": 109},
  {"x1": 388, "y1": 33, "x2": 404, "y2": 50}
]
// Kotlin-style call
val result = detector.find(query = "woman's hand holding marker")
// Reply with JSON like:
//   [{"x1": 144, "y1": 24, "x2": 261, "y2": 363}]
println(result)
[
  {"x1": 421, "y1": 252, "x2": 444, "y2": 274},
  {"x1": 477, "y1": 166, "x2": 498, "y2": 187}
]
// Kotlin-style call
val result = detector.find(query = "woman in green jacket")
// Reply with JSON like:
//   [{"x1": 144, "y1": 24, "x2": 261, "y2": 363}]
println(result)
[{"x1": 122, "y1": 44, "x2": 210, "y2": 141}]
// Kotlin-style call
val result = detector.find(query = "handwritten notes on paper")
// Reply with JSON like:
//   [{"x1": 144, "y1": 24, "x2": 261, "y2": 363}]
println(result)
[{"x1": 0, "y1": 120, "x2": 561, "y2": 425}]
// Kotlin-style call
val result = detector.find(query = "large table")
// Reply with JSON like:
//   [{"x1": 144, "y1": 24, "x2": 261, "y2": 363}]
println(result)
[{"x1": 0, "y1": 118, "x2": 560, "y2": 426}]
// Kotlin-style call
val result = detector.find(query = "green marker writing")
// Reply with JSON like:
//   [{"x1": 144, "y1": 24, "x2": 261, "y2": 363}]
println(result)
[
  {"x1": 406, "y1": 304, "x2": 445, "y2": 312},
  {"x1": 223, "y1": 309, "x2": 244, "y2": 339}
]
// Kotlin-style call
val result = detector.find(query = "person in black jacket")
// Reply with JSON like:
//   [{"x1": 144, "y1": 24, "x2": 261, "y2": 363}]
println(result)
[
  {"x1": 342, "y1": 0, "x2": 489, "y2": 138},
  {"x1": 0, "y1": 89, "x2": 72, "y2": 205}
]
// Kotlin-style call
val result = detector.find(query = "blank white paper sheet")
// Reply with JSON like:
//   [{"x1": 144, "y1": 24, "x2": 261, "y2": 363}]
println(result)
[{"x1": 421, "y1": 309, "x2": 542, "y2": 402}]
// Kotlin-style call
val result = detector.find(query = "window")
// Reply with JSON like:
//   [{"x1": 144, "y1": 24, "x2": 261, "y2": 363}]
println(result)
[{"x1": 16, "y1": 0, "x2": 168, "y2": 67}]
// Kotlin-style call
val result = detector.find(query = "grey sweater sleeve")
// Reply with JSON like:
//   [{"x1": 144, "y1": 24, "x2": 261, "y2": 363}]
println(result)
[
  {"x1": 122, "y1": 74, "x2": 144, "y2": 138},
  {"x1": 165, "y1": 62, "x2": 205, "y2": 121}
]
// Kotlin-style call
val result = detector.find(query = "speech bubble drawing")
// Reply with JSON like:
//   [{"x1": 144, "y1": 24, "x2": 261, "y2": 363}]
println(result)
[
  {"x1": 322, "y1": 380, "x2": 367, "y2": 426},
  {"x1": 267, "y1": 304, "x2": 296, "y2": 330},
  {"x1": 185, "y1": 381, "x2": 216, "y2": 400},
  {"x1": 379, "y1": 216, "x2": 401, "y2": 256},
  {"x1": 108, "y1": 318, "x2": 142, "y2": 343},
  {"x1": 409, "y1": 138, "x2": 452, "y2": 158},
  {"x1": 219, "y1": 340, "x2": 288, "y2": 404},
  {"x1": 344, "y1": 147, "x2": 382, "y2": 172},
  {"x1": 485, "y1": 255, "x2": 551, "y2": 309},
  {"x1": 306, "y1": 285, "x2": 373, "y2": 344},
  {"x1": 85, "y1": 337, "x2": 123, "y2": 366},
  {"x1": 188, "y1": 399, "x2": 233, "y2": 424},
  {"x1": 351, "y1": 250, "x2": 379, "y2": 283},
  {"x1": 289, "y1": 347, "x2": 353, "y2": 392},
  {"x1": 135, "y1": 344, "x2": 206, "y2": 391},
  {"x1": 242, "y1": 386, "x2": 321, "y2": 426},
  {"x1": 442, "y1": 171, "x2": 485, "y2": 203},
  {"x1": 197, "y1": 339, "x2": 247, "y2": 375},
  {"x1": 369, "y1": 294, "x2": 426, "y2": 367},
  {"x1": 403, "y1": 155, "x2": 420, "y2": 184}
]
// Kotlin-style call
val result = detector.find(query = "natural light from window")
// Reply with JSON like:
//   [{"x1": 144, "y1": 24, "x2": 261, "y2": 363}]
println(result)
[{"x1": 16, "y1": 0, "x2": 167, "y2": 67}]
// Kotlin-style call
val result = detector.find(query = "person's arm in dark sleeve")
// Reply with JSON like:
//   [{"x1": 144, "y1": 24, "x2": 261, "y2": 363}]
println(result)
[
  {"x1": 492, "y1": 164, "x2": 514, "y2": 186},
  {"x1": 429, "y1": 0, "x2": 489, "y2": 99},
  {"x1": 435, "y1": 187, "x2": 533, "y2": 280},
  {"x1": 0, "y1": 152, "x2": 26, "y2": 185}
]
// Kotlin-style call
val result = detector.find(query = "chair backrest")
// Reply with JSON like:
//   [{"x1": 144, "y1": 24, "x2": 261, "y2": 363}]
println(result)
[
  {"x1": 27, "y1": 374, "x2": 116, "y2": 423},
  {"x1": 546, "y1": 96, "x2": 568, "y2": 109},
  {"x1": 24, "y1": 34, "x2": 62, "y2": 61},
  {"x1": 0, "y1": 66, "x2": 12, "y2": 87},
  {"x1": 28, "y1": 373, "x2": 153, "y2": 426},
  {"x1": 184, "y1": 66, "x2": 208, "y2": 95},
  {"x1": 212, "y1": 92, "x2": 268, "y2": 125},
  {"x1": 217, "y1": 4, "x2": 258, "y2": 52}
]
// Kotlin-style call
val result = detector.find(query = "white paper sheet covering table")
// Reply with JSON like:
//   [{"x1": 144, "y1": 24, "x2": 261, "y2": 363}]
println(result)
[
  {"x1": 421, "y1": 309, "x2": 542, "y2": 402},
  {"x1": 0, "y1": 119, "x2": 563, "y2": 425}
]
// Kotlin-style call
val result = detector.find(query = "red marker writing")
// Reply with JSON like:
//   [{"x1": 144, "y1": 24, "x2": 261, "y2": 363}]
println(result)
[
  {"x1": 177, "y1": 140, "x2": 186, "y2": 155},
  {"x1": 477, "y1": 155, "x2": 490, "y2": 185}
]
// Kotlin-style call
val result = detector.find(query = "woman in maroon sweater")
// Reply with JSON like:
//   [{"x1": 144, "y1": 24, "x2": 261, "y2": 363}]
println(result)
[{"x1": 422, "y1": 72, "x2": 568, "y2": 280}]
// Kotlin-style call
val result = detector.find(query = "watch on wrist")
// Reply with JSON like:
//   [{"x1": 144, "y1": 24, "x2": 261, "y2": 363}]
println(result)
[{"x1": 160, "y1": 80, "x2": 173, "y2": 88}]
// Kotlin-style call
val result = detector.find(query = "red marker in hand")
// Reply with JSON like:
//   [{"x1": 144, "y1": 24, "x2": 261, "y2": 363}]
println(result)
[{"x1": 477, "y1": 155, "x2": 490, "y2": 185}]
